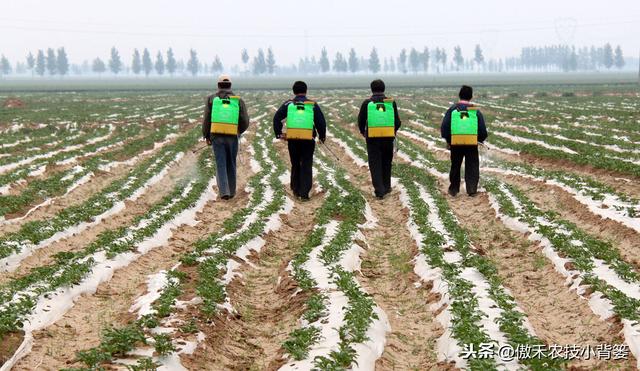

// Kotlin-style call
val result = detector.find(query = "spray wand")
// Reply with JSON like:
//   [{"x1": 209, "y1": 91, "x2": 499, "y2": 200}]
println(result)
[
  {"x1": 321, "y1": 139, "x2": 341, "y2": 162},
  {"x1": 192, "y1": 144, "x2": 209, "y2": 154}
]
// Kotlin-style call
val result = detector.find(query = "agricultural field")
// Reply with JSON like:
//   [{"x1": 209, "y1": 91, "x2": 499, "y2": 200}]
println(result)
[{"x1": 0, "y1": 84, "x2": 639, "y2": 371}]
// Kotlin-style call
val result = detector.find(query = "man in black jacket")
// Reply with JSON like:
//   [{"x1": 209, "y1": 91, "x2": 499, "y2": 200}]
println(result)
[
  {"x1": 357, "y1": 79, "x2": 401, "y2": 199},
  {"x1": 202, "y1": 74, "x2": 250, "y2": 200},
  {"x1": 273, "y1": 81, "x2": 327, "y2": 201},
  {"x1": 440, "y1": 85, "x2": 488, "y2": 197}
]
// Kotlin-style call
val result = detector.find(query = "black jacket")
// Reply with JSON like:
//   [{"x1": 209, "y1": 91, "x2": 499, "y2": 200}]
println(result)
[
  {"x1": 273, "y1": 95, "x2": 327, "y2": 141},
  {"x1": 357, "y1": 93, "x2": 401, "y2": 138},
  {"x1": 440, "y1": 102, "x2": 488, "y2": 145},
  {"x1": 202, "y1": 88, "x2": 250, "y2": 140}
]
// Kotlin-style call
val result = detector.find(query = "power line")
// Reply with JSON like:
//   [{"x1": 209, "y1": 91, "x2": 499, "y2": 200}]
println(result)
[
  {"x1": 0, "y1": 19, "x2": 638, "y2": 39},
  {"x1": 1, "y1": 14, "x2": 639, "y2": 33}
]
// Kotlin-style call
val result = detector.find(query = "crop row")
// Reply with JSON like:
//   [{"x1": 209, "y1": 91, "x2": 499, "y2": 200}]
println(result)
[
  {"x1": 0, "y1": 93, "x2": 201, "y2": 128},
  {"x1": 399, "y1": 122, "x2": 640, "y2": 230},
  {"x1": 0, "y1": 129, "x2": 198, "y2": 272},
  {"x1": 0, "y1": 123, "x2": 131, "y2": 192},
  {"x1": 405, "y1": 97, "x2": 640, "y2": 176},
  {"x1": 68, "y1": 113, "x2": 293, "y2": 369},
  {"x1": 0, "y1": 123, "x2": 117, "y2": 172},
  {"x1": 0, "y1": 140, "x2": 217, "y2": 369},
  {"x1": 328, "y1": 121, "x2": 561, "y2": 370},
  {"x1": 0, "y1": 123, "x2": 180, "y2": 221},
  {"x1": 391, "y1": 120, "x2": 640, "y2": 368},
  {"x1": 282, "y1": 153, "x2": 388, "y2": 370},
  {"x1": 486, "y1": 180, "x2": 640, "y2": 367}
]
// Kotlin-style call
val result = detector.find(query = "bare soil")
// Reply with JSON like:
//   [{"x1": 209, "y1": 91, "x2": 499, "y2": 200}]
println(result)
[
  {"x1": 500, "y1": 174, "x2": 640, "y2": 271},
  {"x1": 0, "y1": 151, "x2": 197, "y2": 285},
  {"x1": 0, "y1": 332, "x2": 24, "y2": 366},
  {"x1": 497, "y1": 151, "x2": 640, "y2": 197},
  {"x1": 0, "y1": 163, "x2": 135, "y2": 235},
  {"x1": 182, "y1": 193, "x2": 322, "y2": 370},
  {"x1": 3, "y1": 99, "x2": 25, "y2": 108},
  {"x1": 442, "y1": 184, "x2": 637, "y2": 369},
  {"x1": 403, "y1": 120, "x2": 640, "y2": 198},
  {"x1": 327, "y1": 141, "x2": 442, "y2": 370},
  {"x1": 0, "y1": 131, "x2": 174, "y2": 229},
  {"x1": 11, "y1": 148, "x2": 254, "y2": 370}
]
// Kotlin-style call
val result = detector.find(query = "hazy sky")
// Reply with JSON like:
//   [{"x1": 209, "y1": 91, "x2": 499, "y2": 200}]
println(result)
[{"x1": 1, "y1": 0, "x2": 639, "y2": 66}]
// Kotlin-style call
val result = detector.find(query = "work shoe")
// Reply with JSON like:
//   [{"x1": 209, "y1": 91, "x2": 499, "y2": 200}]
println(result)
[
  {"x1": 221, "y1": 195, "x2": 231, "y2": 200},
  {"x1": 448, "y1": 189, "x2": 458, "y2": 197},
  {"x1": 299, "y1": 195, "x2": 311, "y2": 202},
  {"x1": 468, "y1": 192, "x2": 478, "y2": 197},
  {"x1": 375, "y1": 193, "x2": 385, "y2": 200}
]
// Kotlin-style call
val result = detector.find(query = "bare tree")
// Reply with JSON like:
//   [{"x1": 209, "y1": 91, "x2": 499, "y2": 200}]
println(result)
[
  {"x1": 398, "y1": 49, "x2": 407, "y2": 74},
  {"x1": 108, "y1": 47, "x2": 123, "y2": 75},
  {"x1": 369, "y1": 47, "x2": 380, "y2": 74},
  {"x1": 46, "y1": 48, "x2": 57, "y2": 75},
  {"x1": 166, "y1": 48, "x2": 177, "y2": 76},
  {"x1": 266, "y1": 47, "x2": 276, "y2": 74},
  {"x1": 187, "y1": 49, "x2": 199, "y2": 76},
  {"x1": 319, "y1": 47, "x2": 330, "y2": 73},
  {"x1": 132, "y1": 49, "x2": 142, "y2": 75},
  {"x1": 26, "y1": 52, "x2": 35, "y2": 76},
  {"x1": 142, "y1": 49, "x2": 152, "y2": 76},
  {"x1": 155, "y1": 51, "x2": 165, "y2": 75},
  {"x1": 453, "y1": 46, "x2": 464, "y2": 71},
  {"x1": 474, "y1": 45, "x2": 484, "y2": 71},
  {"x1": 348, "y1": 48, "x2": 358, "y2": 73},
  {"x1": 409, "y1": 48, "x2": 420, "y2": 73},
  {"x1": 614, "y1": 45, "x2": 625, "y2": 69}
]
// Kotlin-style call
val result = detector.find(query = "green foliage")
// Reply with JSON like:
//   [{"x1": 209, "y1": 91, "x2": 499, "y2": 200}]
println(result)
[
  {"x1": 127, "y1": 357, "x2": 159, "y2": 371},
  {"x1": 152, "y1": 333, "x2": 176, "y2": 356},
  {"x1": 283, "y1": 327, "x2": 322, "y2": 360}
]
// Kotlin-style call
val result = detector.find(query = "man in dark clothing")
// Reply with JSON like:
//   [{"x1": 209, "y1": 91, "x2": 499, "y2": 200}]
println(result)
[
  {"x1": 440, "y1": 85, "x2": 488, "y2": 197},
  {"x1": 273, "y1": 81, "x2": 327, "y2": 201},
  {"x1": 357, "y1": 79, "x2": 401, "y2": 200},
  {"x1": 202, "y1": 74, "x2": 250, "y2": 200}
]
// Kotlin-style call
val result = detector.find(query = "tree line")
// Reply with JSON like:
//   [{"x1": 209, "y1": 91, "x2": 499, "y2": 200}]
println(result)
[
  {"x1": 520, "y1": 44, "x2": 626, "y2": 72},
  {"x1": 0, "y1": 43, "x2": 631, "y2": 78}
]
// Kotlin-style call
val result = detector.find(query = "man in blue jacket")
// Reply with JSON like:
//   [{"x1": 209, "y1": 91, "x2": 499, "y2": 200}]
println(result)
[
  {"x1": 440, "y1": 85, "x2": 488, "y2": 197},
  {"x1": 273, "y1": 81, "x2": 327, "y2": 201}
]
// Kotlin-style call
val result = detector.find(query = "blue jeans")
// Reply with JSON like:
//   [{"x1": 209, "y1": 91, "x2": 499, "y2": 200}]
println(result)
[{"x1": 211, "y1": 135, "x2": 238, "y2": 197}]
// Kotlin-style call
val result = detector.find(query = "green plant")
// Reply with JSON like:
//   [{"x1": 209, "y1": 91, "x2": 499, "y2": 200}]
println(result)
[{"x1": 152, "y1": 333, "x2": 176, "y2": 356}]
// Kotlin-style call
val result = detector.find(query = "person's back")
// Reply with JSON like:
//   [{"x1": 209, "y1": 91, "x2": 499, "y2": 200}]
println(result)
[
  {"x1": 357, "y1": 79, "x2": 401, "y2": 199},
  {"x1": 440, "y1": 85, "x2": 488, "y2": 197},
  {"x1": 273, "y1": 81, "x2": 327, "y2": 201},
  {"x1": 202, "y1": 74, "x2": 250, "y2": 200}
]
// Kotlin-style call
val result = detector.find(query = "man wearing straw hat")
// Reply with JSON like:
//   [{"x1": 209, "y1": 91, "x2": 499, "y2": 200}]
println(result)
[{"x1": 202, "y1": 74, "x2": 250, "y2": 200}]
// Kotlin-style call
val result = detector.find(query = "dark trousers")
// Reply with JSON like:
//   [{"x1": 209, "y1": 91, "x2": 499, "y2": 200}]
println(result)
[
  {"x1": 211, "y1": 135, "x2": 238, "y2": 197},
  {"x1": 366, "y1": 138, "x2": 394, "y2": 197},
  {"x1": 449, "y1": 146, "x2": 479, "y2": 195},
  {"x1": 288, "y1": 140, "x2": 315, "y2": 198}
]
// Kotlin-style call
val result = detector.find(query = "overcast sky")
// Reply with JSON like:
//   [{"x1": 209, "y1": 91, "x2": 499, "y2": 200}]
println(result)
[{"x1": 1, "y1": 0, "x2": 639, "y2": 66}]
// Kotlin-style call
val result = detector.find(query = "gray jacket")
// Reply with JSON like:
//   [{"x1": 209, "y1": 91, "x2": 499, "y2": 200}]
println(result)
[{"x1": 202, "y1": 88, "x2": 250, "y2": 139}]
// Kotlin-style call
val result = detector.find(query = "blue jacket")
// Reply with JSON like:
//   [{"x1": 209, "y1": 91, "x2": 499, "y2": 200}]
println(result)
[
  {"x1": 273, "y1": 95, "x2": 327, "y2": 140},
  {"x1": 440, "y1": 102, "x2": 488, "y2": 145}
]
